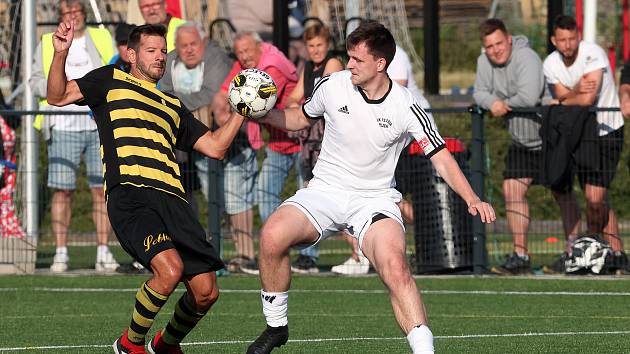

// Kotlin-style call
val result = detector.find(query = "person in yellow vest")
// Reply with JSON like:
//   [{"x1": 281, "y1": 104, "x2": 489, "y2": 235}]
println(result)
[
  {"x1": 29, "y1": 0, "x2": 118, "y2": 273},
  {"x1": 138, "y1": 0, "x2": 185, "y2": 52}
]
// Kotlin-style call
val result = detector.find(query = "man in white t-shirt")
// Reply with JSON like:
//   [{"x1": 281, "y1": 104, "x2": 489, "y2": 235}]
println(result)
[
  {"x1": 246, "y1": 21, "x2": 496, "y2": 354},
  {"x1": 543, "y1": 15, "x2": 626, "y2": 265}
]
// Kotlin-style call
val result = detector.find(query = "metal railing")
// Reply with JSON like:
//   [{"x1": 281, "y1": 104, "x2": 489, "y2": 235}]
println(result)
[{"x1": 1, "y1": 105, "x2": 627, "y2": 274}]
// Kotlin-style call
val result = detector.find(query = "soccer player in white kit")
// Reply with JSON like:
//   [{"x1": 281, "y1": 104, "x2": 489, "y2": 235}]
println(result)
[{"x1": 246, "y1": 21, "x2": 496, "y2": 354}]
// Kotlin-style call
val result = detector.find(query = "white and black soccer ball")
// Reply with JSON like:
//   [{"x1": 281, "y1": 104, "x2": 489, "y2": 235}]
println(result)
[
  {"x1": 228, "y1": 68, "x2": 278, "y2": 119},
  {"x1": 565, "y1": 235, "x2": 613, "y2": 274}
]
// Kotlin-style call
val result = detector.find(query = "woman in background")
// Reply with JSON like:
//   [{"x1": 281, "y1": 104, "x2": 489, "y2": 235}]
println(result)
[{"x1": 285, "y1": 23, "x2": 344, "y2": 273}]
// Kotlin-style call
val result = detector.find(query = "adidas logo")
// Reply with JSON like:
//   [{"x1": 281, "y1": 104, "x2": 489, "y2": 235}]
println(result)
[
  {"x1": 263, "y1": 295, "x2": 276, "y2": 304},
  {"x1": 337, "y1": 105, "x2": 349, "y2": 114}
]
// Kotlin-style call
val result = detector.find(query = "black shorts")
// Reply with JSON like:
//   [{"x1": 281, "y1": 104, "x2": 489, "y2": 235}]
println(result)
[
  {"x1": 107, "y1": 185, "x2": 224, "y2": 275},
  {"x1": 503, "y1": 145, "x2": 543, "y2": 184},
  {"x1": 576, "y1": 128, "x2": 623, "y2": 188}
]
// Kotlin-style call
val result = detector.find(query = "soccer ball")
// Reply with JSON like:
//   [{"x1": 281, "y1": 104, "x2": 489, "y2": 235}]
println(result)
[{"x1": 228, "y1": 68, "x2": 278, "y2": 119}]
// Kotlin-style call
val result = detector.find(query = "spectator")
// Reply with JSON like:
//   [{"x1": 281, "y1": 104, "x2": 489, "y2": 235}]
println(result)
[
  {"x1": 620, "y1": 61, "x2": 630, "y2": 119},
  {"x1": 109, "y1": 23, "x2": 136, "y2": 72},
  {"x1": 474, "y1": 18, "x2": 581, "y2": 274},
  {"x1": 227, "y1": 0, "x2": 273, "y2": 41},
  {"x1": 283, "y1": 23, "x2": 344, "y2": 274},
  {"x1": 138, "y1": 0, "x2": 185, "y2": 52},
  {"x1": 544, "y1": 15, "x2": 628, "y2": 271},
  {"x1": 0, "y1": 113, "x2": 25, "y2": 239},
  {"x1": 160, "y1": 22, "x2": 232, "y2": 214},
  {"x1": 331, "y1": 45, "x2": 430, "y2": 275},
  {"x1": 29, "y1": 0, "x2": 118, "y2": 273},
  {"x1": 160, "y1": 21, "x2": 233, "y2": 198},
  {"x1": 213, "y1": 31, "x2": 299, "y2": 274}
]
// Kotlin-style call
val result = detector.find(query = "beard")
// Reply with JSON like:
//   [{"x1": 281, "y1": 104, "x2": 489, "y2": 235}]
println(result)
[{"x1": 137, "y1": 60, "x2": 164, "y2": 81}]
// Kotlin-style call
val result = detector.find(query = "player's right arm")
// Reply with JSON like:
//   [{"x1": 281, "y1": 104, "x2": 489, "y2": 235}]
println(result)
[
  {"x1": 258, "y1": 107, "x2": 313, "y2": 131},
  {"x1": 46, "y1": 21, "x2": 84, "y2": 106},
  {"x1": 260, "y1": 70, "x2": 332, "y2": 131}
]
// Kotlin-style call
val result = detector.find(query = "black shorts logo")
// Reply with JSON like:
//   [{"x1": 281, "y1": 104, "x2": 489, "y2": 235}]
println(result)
[{"x1": 144, "y1": 233, "x2": 172, "y2": 252}]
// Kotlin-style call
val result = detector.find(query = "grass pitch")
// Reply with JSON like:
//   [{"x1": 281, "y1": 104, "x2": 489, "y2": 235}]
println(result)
[{"x1": 1, "y1": 275, "x2": 630, "y2": 353}]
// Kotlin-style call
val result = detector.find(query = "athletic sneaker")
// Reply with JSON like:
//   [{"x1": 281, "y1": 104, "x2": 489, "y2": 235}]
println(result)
[
  {"x1": 50, "y1": 253, "x2": 69, "y2": 273},
  {"x1": 113, "y1": 329, "x2": 146, "y2": 354},
  {"x1": 147, "y1": 330, "x2": 183, "y2": 354},
  {"x1": 491, "y1": 252, "x2": 531, "y2": 275},
  {"x1": 291, "y1": 255, "x2": 319, "y2": 274},
  {"x1": 226, "y1": 255, "x2": 250, "y2": 273},
  {"x1": 241, "y1": 257, "x2": 260, "y2": 275},
  {"x1": 543, "y1": 252, "x2": 569, "y2": 274},
  {"x1": 331, "y1": 255, "x2": 370, "y2": 275},
  {"x1": 610, "y1": 251, "x2": 630, "y2": 274},
  {"x1": 117, "y1": 261, "x2": 150, "y2": 274},
  {"x1": 96, "y1": 249, "x2": 120, "y2": 272},
  {"x1": 246, "y1": 325, "x2": 289, "y2": 354}
]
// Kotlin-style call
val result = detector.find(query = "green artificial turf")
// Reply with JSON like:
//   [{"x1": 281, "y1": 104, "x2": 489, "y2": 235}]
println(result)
[{"x1": 1, "y1": 275, "x2": 629, "y2": 353}]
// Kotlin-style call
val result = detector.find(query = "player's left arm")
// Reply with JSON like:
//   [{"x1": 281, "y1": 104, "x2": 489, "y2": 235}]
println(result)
[
  {"x1": 193, "y1": 111, "x2": 246, "y2": 160},
  {"x1": 429, "y1": 149, "x2": 496, "y2": 223}
]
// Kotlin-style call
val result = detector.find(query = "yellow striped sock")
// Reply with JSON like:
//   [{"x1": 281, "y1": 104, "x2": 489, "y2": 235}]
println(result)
[
  {"x1": 126, "y1": 282, "x2": 168, "y2": 344},
  {"x1": 161, "y1": 292, "x2": 206, "y2": 345}
]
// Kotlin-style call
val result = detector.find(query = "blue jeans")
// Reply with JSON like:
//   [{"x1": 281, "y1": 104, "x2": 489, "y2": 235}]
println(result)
[
  {"x1": 256, "y1": 147, "x2": 303, "y2": 222},
  {"x1": 299, "y1": 244, "x2": 320, "y2": 259}
]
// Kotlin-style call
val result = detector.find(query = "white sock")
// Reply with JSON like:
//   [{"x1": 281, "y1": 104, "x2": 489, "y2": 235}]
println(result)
[
  {"x1": 55, "y1": 247, "x2": 68, "y2": 256},
  {"x1": 407, "y1": 324, "x2": 434, "y2": 354},
  {"x1": 97, "y1": 245, "x2": 109, "y2": 260},
  {"x1": 260, "y1": 290, "x2": 288, "y2": 327}
]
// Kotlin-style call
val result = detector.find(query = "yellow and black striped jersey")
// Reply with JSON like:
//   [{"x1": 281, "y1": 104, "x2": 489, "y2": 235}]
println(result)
[{"x1": 75, "y1": 65, "x2": 209, "y2": 200}]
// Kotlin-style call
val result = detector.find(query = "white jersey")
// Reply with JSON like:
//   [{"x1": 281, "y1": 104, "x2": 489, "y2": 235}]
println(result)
[
  {"x1": 543, "y1": 41, "x2": 624, "y2": 136},
  {"x1": 302, "y1": 70, "x2": 445, "y2": 192}
]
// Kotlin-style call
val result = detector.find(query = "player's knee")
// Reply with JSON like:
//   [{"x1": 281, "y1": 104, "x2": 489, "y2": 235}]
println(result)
[
  {"x1": 191, "y1": 284, "x2": 219, "y2": 311},
  {"x1": 259, "y1": 224, "x2": 287, "y2": 252},
  {"x1": 152, "y1": 262, "x2": 184, "y2": 293},
  {"x1": 380, "y1": 256, "x2": 412, "y2": 284}
]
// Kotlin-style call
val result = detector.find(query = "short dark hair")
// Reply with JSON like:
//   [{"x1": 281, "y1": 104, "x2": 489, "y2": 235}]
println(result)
[
  {"x1": 115, "y1": 23, "x2": 137, "y2": 45},
  {"x1": 127, "y1": 24, "x2": 167, "y2": 51},
  {"x1": 553, "y1": 15, "x2": 577, "y2": 33},
  {"x1": 479, "y1": 18, "x2": 508, "y2": 39},
  {"x1": 346, "y1": 20, "x2": 395, "y2": 70}
]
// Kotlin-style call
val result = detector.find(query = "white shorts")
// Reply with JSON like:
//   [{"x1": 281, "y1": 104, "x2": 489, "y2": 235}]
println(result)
[{"x1": 282, "y1": 180, "x2": 404, "y2": 250}]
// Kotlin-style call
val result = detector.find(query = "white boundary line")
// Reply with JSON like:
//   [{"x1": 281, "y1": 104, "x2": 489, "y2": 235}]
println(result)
[
  {"x1": 2, "y1": 287, "x2": 630, "y2": 296},
  {"x1": 1, "y1": 331, "x2": 628, "y2": 352}
]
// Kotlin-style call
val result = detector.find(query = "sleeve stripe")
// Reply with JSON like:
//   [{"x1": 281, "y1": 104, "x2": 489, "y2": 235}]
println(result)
[
  {"x1": 301, "y1": 104, "x2": 323, "y2": 120},
  {"x1": 411, "y1": 103, "x2": 444, "y2": 148},
  {"x1": 308, "y1": 75, "x2": 330, "y2": 100},
  {"x1": 302, "y1": 75, "x2": 330, "y2": 119}
]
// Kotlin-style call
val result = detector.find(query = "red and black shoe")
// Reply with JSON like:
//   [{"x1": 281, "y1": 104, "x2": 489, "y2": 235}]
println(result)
[
  {"x1": 147, "y1": 330, "x2": 184, "y2": 354},
  {"x1": 113, "y1": 329, "x2": 146, "y2": 354}
]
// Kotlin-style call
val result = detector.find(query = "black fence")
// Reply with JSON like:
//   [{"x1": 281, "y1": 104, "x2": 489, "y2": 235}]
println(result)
[{"x1": 1, "y1": 105, "x2": 629, "y2": 274}]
